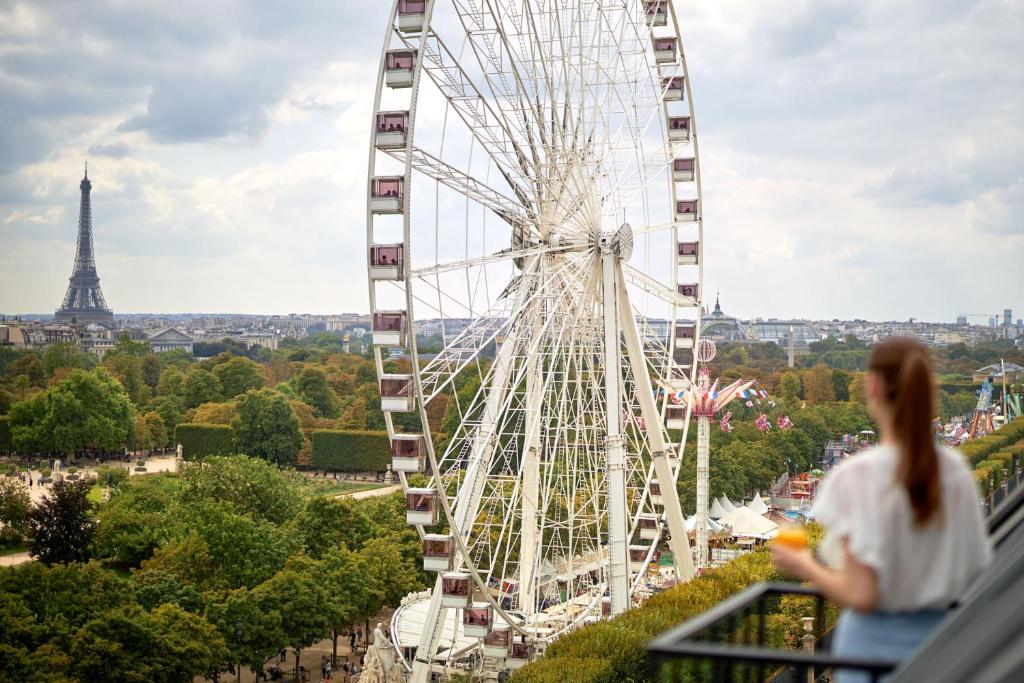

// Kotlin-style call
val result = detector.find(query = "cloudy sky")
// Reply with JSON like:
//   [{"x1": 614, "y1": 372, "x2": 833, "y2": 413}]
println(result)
[{"x1": 0, "y1": 0, "x2": 1020, "y2": 322}]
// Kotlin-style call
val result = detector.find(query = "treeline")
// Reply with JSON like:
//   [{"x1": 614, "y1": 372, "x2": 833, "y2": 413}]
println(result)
[
  {"x1": 0, "y1": 334, "x2": 433, "y2": 465},
  {"x1": 0, "y1": 455, "x2": 428, "y2": 681}
]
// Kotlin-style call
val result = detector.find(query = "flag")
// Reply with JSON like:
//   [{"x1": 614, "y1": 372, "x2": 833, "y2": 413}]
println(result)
[
  {"x1": 720, "y1": 411, "x2": 733, "y2": 433},
  {"x1": 777, "y1": 415, "x2": 793, "y2": 430}
]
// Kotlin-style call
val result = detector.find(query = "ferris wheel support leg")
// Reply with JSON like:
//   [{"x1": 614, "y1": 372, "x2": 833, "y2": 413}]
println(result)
[
  {"x1": 519, "y1": 358, "x2": 542, "y2": 618},
  {"x1": 615, "y1": 268, "x2": 696, "y2": 582},
  {"x1": 696, "y1": 416, "x2": 710, "y2": 569},
  {"x1": 601, "y1": 252, "x2": 631, "y2": 615},
  {"x1": 411, "y1": 316, "x2": 524, "y2": 681}
]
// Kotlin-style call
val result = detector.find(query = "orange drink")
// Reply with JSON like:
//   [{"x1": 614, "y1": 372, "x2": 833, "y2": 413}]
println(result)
[{"x1": 775, "y1": 525, "x2": 808, "y2": 550}]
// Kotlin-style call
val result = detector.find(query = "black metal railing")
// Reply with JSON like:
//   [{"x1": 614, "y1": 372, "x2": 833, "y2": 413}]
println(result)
[{"x1": 647, "y1": 583, "x2": 897, "y2": 682}]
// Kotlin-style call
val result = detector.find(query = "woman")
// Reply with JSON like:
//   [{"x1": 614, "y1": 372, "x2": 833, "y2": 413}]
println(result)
[{"x1": 772, "y1": 337, "x2": 991, "y2": 681}]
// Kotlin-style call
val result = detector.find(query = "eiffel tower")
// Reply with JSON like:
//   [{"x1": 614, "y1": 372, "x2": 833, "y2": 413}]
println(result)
[{"x1": 55, "y1": 165, "x2": 114, "y2": 328}]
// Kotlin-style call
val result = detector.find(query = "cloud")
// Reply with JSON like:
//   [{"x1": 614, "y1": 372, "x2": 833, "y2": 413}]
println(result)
[{"x1": 0, "y1": 0, "x2": 1021, "y2": 323}]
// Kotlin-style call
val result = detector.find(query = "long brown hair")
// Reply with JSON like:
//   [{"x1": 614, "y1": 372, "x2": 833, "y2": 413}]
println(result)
[{"x1": 868, "y1": 337, "x2": 941, "y2": 525}]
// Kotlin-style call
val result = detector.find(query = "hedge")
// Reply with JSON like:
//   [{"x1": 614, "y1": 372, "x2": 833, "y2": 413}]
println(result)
[
  {"x1": 961, "y1": 417, "x2": 1024, "y2": 465},
  {"x1": 175, "y1": 423, "x2": 235, "y2": 461},
  {"x1": 512, "y1": 547, "x2": 837, "y2": 683},
  {"x1": 0, "y1": 415, "x2": 10, "y2": 453},
  {"x1": 310, "y1": 430, "x2": 391, "y2": 472}
]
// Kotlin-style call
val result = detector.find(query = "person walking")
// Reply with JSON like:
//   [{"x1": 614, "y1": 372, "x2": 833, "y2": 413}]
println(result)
[
  {"x1": 348, "y1": 628, "x2": 356, "y2": 651},
  {"x1": 772, "y1": 337, "x2": 992, "y2": 682}
]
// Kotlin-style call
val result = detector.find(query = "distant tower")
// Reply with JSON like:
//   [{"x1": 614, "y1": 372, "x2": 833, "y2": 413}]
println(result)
[
  {"x1": 343, "y1": 333, "x2": 351, "y2": 353},
  {"x1": 787, "y1": 325, "x2": 795, "y2": 368},
  {"x1": 55, "y1": 165, "x2": 114, "y2": 328}
]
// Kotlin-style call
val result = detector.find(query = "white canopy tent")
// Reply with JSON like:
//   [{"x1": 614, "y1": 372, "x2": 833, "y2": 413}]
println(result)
[
  {"x1": 708, "y1": 498, "x2": 728, "y2": 520},
  {"x1": 686, "y1": 514, "x2": 727, "y2": 534},
  {"x1": 747, "y1": 491, "x2": 769, "y2": 515},
  {"x1": 718, "y1": 507, "x2": 779, "y2": 540},
  {"x1": 718, "y1": 495, "x2": 738, "y2": 513}
]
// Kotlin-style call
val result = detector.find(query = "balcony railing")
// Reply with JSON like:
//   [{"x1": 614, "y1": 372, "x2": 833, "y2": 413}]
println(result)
[{"x1": 648, "y1": 582, "x2": 898, "y2": 682}]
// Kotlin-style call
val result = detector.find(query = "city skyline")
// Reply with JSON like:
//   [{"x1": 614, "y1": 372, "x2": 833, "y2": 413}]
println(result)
[{"x1": 1, "y1": 1, "x2": 1021, "y2": 320}]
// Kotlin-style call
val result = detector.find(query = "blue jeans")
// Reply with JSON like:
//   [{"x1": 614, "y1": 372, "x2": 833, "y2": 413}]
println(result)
[{"x1": 832, "y1": 608, "x2": 946, "y2": 683}]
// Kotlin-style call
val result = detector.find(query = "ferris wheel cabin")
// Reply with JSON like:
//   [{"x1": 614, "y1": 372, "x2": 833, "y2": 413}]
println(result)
[
  {"x1": 638, "y1": 513, "x2": 660, "y2": 540},
  {"x1": 673, "y1": 157, "x2": 695, "y2": 182},
  {"x1": 678, "y1": 282, "x2": 699, "y2": 302},
  {"x1": 405, "y1": 487, "x2": 439, "y2": 525},
  {"x1": 508, "y1": 641, "x2": 533, "y2": 669},
  {"x1": 375, "y1": 111, "x2": 409, "y2": 150},
  {"x1": 668, "y1": 116, "x2": 691, "y2": 141},
  {"x1": 677, "y1": 241, "x2": 699, "y2": 265},
  {"x1": 676, "y1": 199, "x2": 699, "y2": 222},
  {"x1": 396, "y1": 0, "x2": 426, "y2": 33},
  {"x1": 370, "y1": 176, "x2": 404, "y2": 214},
  {"x1": 391, "y1": 433, "x2": 425, "y2": 472},
  {"x1": 649, "y1": 480, "x2": 664, "y2": 505},
  {"x1": 462, "y1": 603, "x2": 494, "y2": 638},
  {"x1": 644, "y1": 1, "x2": 668, "y2": 26},
  {"x1": 483, "y1": 625, "x2": 511, "y2": 658},
  {"x1": 654, "y1": 37, "x2": 677, "y2": 65},
  {"x1": 380, "y1": 374, "x2": 414, "y2": 412},
  {"x1": 385, "y1": 49, "x2": 417, "y2": 88},
  {"x1": 666, "y1": 404, "x2": 687, "y2": 430},
  {"x1": 369, "y1": 243, "x2": 404, "y2": 280},
  {"x1": 629, "y1": 545, "x2": 652, "y2": 566},
  {"x1": 422, "y1": 534, "x2": 454, "y2": 571},
  {"x1": 675, "y1": 323, "x2": 696, "y2": 348},
  {"x1": 441, "y1": 572, "x2": 472, "y2": 608},
  {"x1": 372, "y1": 311, "x2": 407, "y2": 347},
  {"x1": 663, "y1": 77, "x2": 684, "y2": 101}
]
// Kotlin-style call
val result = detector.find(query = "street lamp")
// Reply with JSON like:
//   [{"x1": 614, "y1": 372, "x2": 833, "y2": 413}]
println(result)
[{"x1": 234, "y1": 621, "x2": 243, "y2": 683}]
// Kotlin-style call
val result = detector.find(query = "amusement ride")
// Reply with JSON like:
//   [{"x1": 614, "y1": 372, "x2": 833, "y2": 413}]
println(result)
[{"x1": 365, "y1": 1, "x2": 709, "y2": 679}]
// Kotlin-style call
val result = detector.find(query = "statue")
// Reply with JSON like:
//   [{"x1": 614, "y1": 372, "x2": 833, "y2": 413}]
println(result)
[{"x1": 357, "y1": 623, "x2": 401, "y2": 683}]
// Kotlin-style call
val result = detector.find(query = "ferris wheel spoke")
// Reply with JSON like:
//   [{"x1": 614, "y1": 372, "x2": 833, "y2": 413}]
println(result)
[
  {"x1": 404, "y1": 28, "x2": 541, "y2": 202},
  {"x1": 621, "y1": 262, "x2": 697, "y2": 308},
  {"x1": 392, "y1": 146, "x2": 534, "y2": 231}
]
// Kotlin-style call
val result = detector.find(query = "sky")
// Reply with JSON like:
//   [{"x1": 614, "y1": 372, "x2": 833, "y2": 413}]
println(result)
[{"x1": 0, "y1": 0, "x2": 1021, "y2": 322}]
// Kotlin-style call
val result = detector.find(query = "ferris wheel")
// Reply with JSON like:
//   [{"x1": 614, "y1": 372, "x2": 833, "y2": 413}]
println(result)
[{"x1": 365, "y1": 0, "x2": 705, "y2": 677}]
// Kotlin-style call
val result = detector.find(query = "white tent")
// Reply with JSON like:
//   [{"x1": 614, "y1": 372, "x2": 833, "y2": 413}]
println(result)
[
  {"x1": 747, "y1": 491, "x2": 769, "y2": 515},
  {"x1": 718, "y1": 507, "x2": 779, "y2": 539},
  {"x1": 709, "y1": 498, "x2": 728, "y2": 520},
  {"x1": 718, "y1": 495, "x2": 738, "y2": 513},
  {"x1": 686, "y1": 515, "x2": 727, "y2": 533}
]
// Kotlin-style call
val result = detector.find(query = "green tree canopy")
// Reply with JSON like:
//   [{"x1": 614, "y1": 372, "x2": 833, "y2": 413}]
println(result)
[
  {"x1": 213, "y1": 355, "x2": 266, "y2": 399},
  {"x1": 9, "y1": 368, "x2": 135, "y2": 455},
  {"x1": 291, "y1": 367, "x2": 340, "y2": 418},
  {"x1": 182, "y1": 368, "x2": 223, "y2": 409},
  {"x1": 232, "y1": 389, "x2": 302, "y2": 466},
  {"x1": 179, "y1": 455, "x2": 307, "y2": 525},
  {"x1": 28, "y1": 479, "x2": 96, "y2": 565}
]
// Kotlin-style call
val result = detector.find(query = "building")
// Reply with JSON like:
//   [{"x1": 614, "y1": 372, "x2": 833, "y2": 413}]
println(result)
[
  {"x1": 236, "y1": 331, "x2": 279, "y2": 351},
  {"x1": 701, "y1": 295, "x2": 748, "y2": 342},
  {"x1": 54, "y1": 166, "x2": 114, "y2": 329},
  {"x1": 148, "y1": 328, "x2": 195, "y2": 354},
  {"x1": 973, "y1": 363, "x2": 1024, "y2": 383},
  {"x1": 1005, "y1": 309, "x2": 1013, "y2": 327},
  {"x1": 750, "y1": 320, "x2": 821, "y2": 347},
  {"x1": 957, "y1": 315, "x2": 969, "y2": 326}
]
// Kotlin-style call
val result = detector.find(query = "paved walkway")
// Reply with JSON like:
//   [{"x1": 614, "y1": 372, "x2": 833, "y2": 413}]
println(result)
[
  {"x1": 12, "y1": 453, "x2": 178, "y2": 505},
  {"x1": 339, "y1": 484, "x2": 402, "y2": 500},
  {"x1": 0, "y1": 551, "x2": 32, "y2": 567}
]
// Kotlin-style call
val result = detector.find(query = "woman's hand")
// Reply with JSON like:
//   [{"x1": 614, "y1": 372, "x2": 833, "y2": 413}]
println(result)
[{"x1": 771, "y1": 544, "x2": 817, "y2": 581}]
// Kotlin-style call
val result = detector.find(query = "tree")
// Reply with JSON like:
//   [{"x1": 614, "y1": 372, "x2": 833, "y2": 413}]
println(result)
[
  {"x1": 0, "y1": 479, "x2": 31, "y2": 546},
  {"x1": 9, "y1": 368, "x2": 135, "y2": 455},
  {"x1": 28, "y1": 479, "x2": 96, "y2": 565},
  {"x1": 777, "y1": 372, "x2": 802, "y2": 404},
  {"x1": 133, "y1": 411, "x2": 167, "y2": 450},
  {"x1": 213, "y1": 356, "x2": 266, "y2": 399},
  {"x1": 141, "y1": 354, "x2": 162, "y2": 393},
  {"x1": 179, "y1": 455, "x2": 307, "y2": 525},
  {"x1": 156, "y1": 365, "x2": 186, "y2": 398},
  {"x1": 95, "y1": 475, "x2": 181, "y2": 568},
  {"x1": 292, "y1": 367, "x2": 340, "y2": 418},
  {"x1": 848, "y1": 373, "x2": 867, "y2": 404},
  {"x1": 42, "y1": 342, "x2": 91, "y2": 378},
  {"x1": 182, "y1": 368, "x2": 223, "y2": 409},
  {"x1": 102, "y1": 351, "x2": 151, "y2": 405},
  {"x1": 803, "y1": 364, "x2": 836, "y2": 404},
  {"x1": 147, "y1": 395, "x2": 184, "y2": 436},
  {"x1": 188, "y1": 401, "x2": 238, "y2": 425},
  {"x1": 295, "y1": 496, "x2": 375, "y2": 559},
  {"x1": 232, "y1": 389, "x2": 302, "y2": 466}
]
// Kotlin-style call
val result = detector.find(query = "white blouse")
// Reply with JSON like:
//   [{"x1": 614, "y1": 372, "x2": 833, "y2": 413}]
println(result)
[{"x1": 812, "y1": 444, "x2": 992, "y2": 612}]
